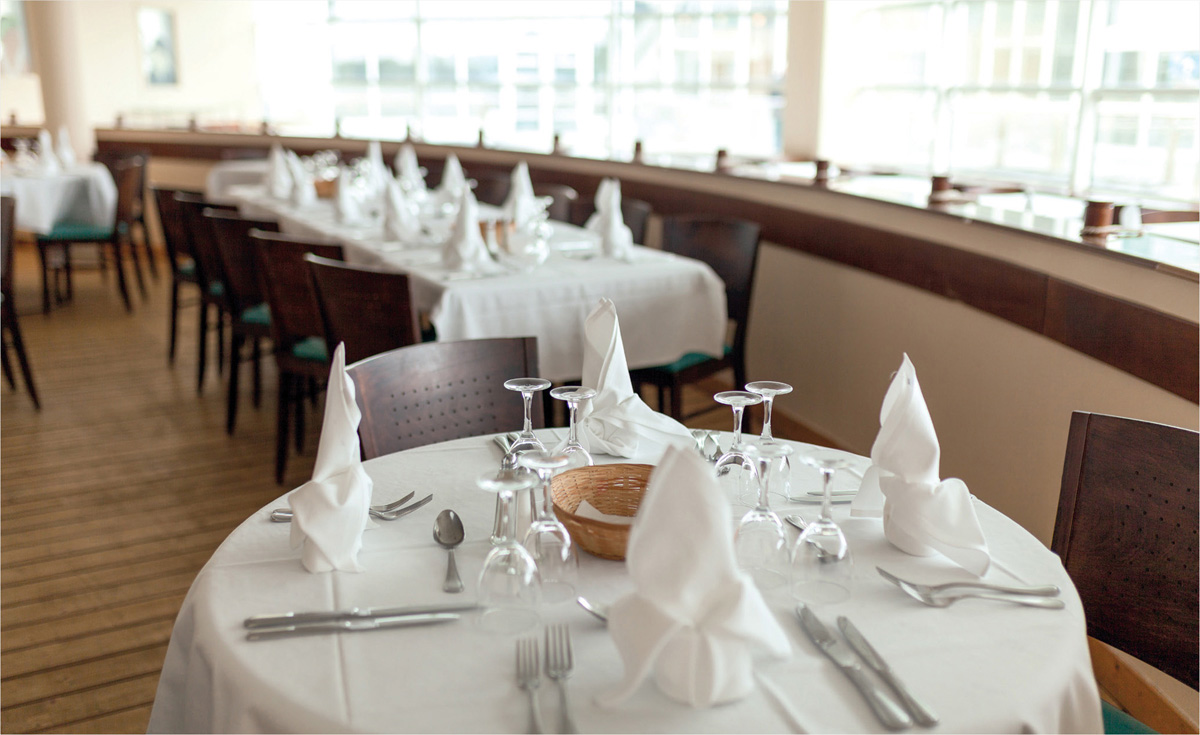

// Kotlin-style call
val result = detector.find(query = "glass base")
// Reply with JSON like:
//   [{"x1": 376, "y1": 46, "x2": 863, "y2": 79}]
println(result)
[
  {"x1": 541, "y1": 580, "x2": 576, "y2": 605},
  {"x1": 792, "y1": 580, "x2": 851, "y2": 605},
  {"x1": 477, "y1": 606, "x2": 541, "y2": 635}
]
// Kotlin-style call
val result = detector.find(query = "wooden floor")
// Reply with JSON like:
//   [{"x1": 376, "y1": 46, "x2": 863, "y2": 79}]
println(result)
[{"x1": 0, "y1": 242, "x2": 832, "y2": 733}]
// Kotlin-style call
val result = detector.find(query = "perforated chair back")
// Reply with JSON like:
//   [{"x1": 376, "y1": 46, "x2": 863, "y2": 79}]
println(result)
[
  {"x1": 1052, "y1": 411, "x2": 1199, "y2": 689},
  {"x1": 204, "y1": 208, "x2": 278, "y2": 314},
  {"x1": 346, "y1": 338, "x2": 541, "y2": 459},
  {"x1": 306, "y1": 255, "x2": 421, "y2": 365},
  {"x1": 250, "y1": 230, "x2": 343, "y2": 351}
]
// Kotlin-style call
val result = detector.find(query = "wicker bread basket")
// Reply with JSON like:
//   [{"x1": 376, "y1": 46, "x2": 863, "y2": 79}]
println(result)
[{"x1": 551, "y1": 464, "x2": 652, "y2": 560}]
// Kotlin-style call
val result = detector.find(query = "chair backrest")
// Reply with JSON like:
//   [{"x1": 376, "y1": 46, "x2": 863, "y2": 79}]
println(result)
[
  {"x1": 173, "y1": 192, "x2": 237, "y2": 295},
  {"x1": 472, "y1": 172, "x2": 510, "y2": 207},
  {"x1": 151, "y1": 186, "x2": 201, "y2": 267},
  {"x1": 111, "y1": 156, "x2": 147, "y2": 229},
  {"x1": 1052, "y1": 411, "x2": 1199, "y2": 689},
  {"x1": 305, "y1": 254, "x2": 421, "y2": 365},
  {"x1": 660, "y1": 215, "x2": 761, "y2": 355},
  {"x1": 203, "y1": 208, "x2": 279, "y2": 314},
  {"x1": 532, "y1": 183, "x2": 578, "y2": 223},
  {"x1": 346, "y1": 338, "x2": 542, "y2": 459},
  {"x1": 250, "y1": 230, "x2": 343, "y2": 350},
  {"x1": 1, "y1": 195, "x2": 14, "y2": 300}
]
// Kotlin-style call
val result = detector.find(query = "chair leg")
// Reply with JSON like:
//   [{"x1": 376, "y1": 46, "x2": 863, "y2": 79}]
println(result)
[
  {"x1": 1, "y1": 338, "x2": 14, "y2": 389},
  {"x1": 226, "y1": 333, "x2": 243, "y2": 435},
  {"x1": 5, "y1": 313, "x2": 40, "y2": 409},
  {"x1": 168, "y1": 280, "x2": 180, "y2": 364},
  {"x1": 251, "y1": 339, "x2": 262, "y2": 408},
  {"x1": 294, "y1": 389, "x2": 306, "y2": 453},
  {"x1": 126, "y1": 236, "x2": 148, "y2": 297},
  {"x1": 657, "y1": 384, "x2": 667, "y2": 413},
  {"x1": 197, "y1": 302, "x2": 209, "y2": 393},
  {"x1": 669, "y1": 379, "x2": 683, "y2": 421},
  {"x1": 215, "y1": 313, "x2": 226, "y2": 377},
  {"x1": 275, "y1": 372, "x2": 291, "y2": 484},
  {"x1": 140, "y1": 221, "x2": 159, "y2": 279},
  {"x1": 62, "y1": 245, "x2": 73, "y2": 303},
  {"x1": 110, "y1": 240, "x2": 133, "y2": 312},
  {"x1": 38, "y1": 243, "x2": 51, "y2": 315}
]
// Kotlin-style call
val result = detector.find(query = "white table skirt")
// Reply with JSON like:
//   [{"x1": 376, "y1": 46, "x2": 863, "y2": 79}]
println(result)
[
  {"x1": 228, "y1": 186, "x2": 728, "y2": 381},
  {"x1": 0, "y1": 163, "x2": 117, "y2": 235},
  {"x1": 148, "y1": 431, "x2": 1103, "y2": 734}
]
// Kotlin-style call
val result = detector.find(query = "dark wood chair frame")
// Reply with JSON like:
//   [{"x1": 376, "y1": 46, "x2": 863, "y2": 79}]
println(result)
[
  {"x1": 305, "y1": 254, "x2": 421, "y2": 366},
  {"x1": 173, "y1": 193, "x2": 237, "y2": 393},
  {"x1": 151, "y1": 186, "x2": 201, "y2": 364},
  {"x1": 1, "y1": 195, "x2": 40, "y2": 409},
  {"x1": 531, "y1": 183, "x2": 578, "y2": 223}
]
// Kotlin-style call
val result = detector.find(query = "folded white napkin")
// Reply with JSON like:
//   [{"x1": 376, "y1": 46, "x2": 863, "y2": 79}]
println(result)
[
  {"x1": 55, "y1": 124, "x2": 77, "y2": 169},
  {"x1": 383, "y1": 177, "x2": 422, "y2": 244},
  {"x1": 576, "y1": 499, "x2": 633, "y2": 525},
  {"x1": 365, "y1": 140, "x2": 388, "y2": 195},
  {"x1": 334, "y1": 166, "x2": 365, "y2": 223},
  {"x1": 851, "y1": 354, "x2": 991, "y2": 575},
  {"x1": 442, "y1": 188, "x2": 496, "y2": 273},
  {"x1": 433, "y1": 153, "x2": 466, "y2": 209},
  {"x1": 267, "y1": 144, "x2": 292, "y2": 199},
  {"x1": 585, "y1": 178, "x2": 634, "y2": 261},
  {"x1": 395, "y1": 143, "x2": 426, "y2": 194},
  {"x1": 600, "y1": 445, "x2": 791, "y2": 708},
  {"x1": 286, "y1": 151, "x2": 316, "y2": 208},
  {"x1": 577, "y1": 298, "x2": 692, "y2": 458},
  {"x1": 501, "y1": 161, "x2": 538, "y2": 226},
  {"x1": 36, "y1": 129, "x2": 61, "y2": 174},
  {"x1": 287, "y1": 343, "x2": 374, "y2": 573}
]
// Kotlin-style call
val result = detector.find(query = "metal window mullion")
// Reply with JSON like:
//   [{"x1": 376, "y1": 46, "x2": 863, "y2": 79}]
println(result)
[{"x1": 1070, "y1": 0, "x2": 1105, "y2": 195}]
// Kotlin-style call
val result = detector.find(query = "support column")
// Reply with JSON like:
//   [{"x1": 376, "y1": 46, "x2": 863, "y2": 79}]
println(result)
[
  {"x1": 25, "y1": 1, "x2": 92, "y2": 159},
  {"x1": 782, "y1": 1, "x2": 825, "y2": 159}
]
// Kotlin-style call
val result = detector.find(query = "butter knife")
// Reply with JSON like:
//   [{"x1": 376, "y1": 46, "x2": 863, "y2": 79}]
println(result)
[
  {"x1": 246, "y1": 612, "x2": 461, "y2": 641},
  {"x1": 837, "y1": 616, "x2": 939, "y2": 727},
  {"x1": 244, "y1": 603, "x2": 479, "y2": 630},
  {"x1": 795, "y1": 605, "x2": 912, "y2": 731}
]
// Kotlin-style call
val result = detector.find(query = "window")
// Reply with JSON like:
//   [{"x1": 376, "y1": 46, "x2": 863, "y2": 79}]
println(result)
[
  {"x1": 824, "y1": 0, "x2": 1200, "y2": 202},
  {"x1": 254, "y1": 0, "x2": 788, "y2": 158}
]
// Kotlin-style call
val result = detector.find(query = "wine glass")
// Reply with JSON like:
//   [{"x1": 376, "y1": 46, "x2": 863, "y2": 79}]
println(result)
[
  {"x1": 476, "y1": 469, "x2": 542, "y2": 634},
  {"x1": 791, "y1": 451, "x2": 854, "y2": 605},
  {"x1": 746, "y1": 381, "x2": 795, "y2": 500},
  {"x1": 713, "y1": 390, "x2": 762, "y2": 501},
  {"x1": 549, "y1": 386, "x2": 596, "y2": 470},
  {"x1": 735, "y1": 442, "x2": 793, "y2": 591},
  {"x1": 504, "y1": 377, "x2": 551, "y2": 455},
  {"x1": 519, "y1": 451, "x2": 578, "y2": 604}
]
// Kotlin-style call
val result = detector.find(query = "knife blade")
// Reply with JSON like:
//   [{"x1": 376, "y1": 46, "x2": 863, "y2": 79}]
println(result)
[
  {"x1": 245, "y1": 612, "x2": 461, "y2": 641},
  {"x1": 837, "y1": 616, "x2": 939, "y2": 727},
  {"x1": 244, "y1": 603, "x2": 479, "y2": 630},
  {"x1": 795, "y1": 605, "x2": 913, "y2": 731}
]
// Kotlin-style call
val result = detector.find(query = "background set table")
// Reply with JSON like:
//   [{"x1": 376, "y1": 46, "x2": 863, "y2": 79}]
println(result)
[
  {"x1": 0, "y1": 162, "x2": 117, "y2": 235},
  {"x1": 227, "y1": 184, "x2": 728, "y2": 382},
  {"x1": 149, "y1": 430, "x2": 1102, "y2": 734}
]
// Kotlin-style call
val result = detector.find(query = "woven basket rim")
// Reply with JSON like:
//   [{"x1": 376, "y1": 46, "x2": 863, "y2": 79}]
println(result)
[{"x1": 551, "y1": 463, "x2": 651, "y2": 530}]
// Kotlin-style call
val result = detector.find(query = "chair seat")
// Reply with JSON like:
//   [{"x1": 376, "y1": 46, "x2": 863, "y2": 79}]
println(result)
[
  {"x1": 1102, "y1": 700, "x2": 1157, "y2": 734},
  {"x1": 208, "y1": 281, "x2": 224, "y2": 297},
  {"x1": 240, "y1": 303, "x2": 271, "y2": 326},
  {"x1": 646, "y1": 344, "x2": 732, "y2": 374},
  {"x1": 177, "y1": 259, "x2": 196, "y2": 278},
  {"x1": 290, "y1": 336, "x2": 328, "y2": 362},
  {"x1": 37, "y1": 221, "x2": 123, "y2": 242}
]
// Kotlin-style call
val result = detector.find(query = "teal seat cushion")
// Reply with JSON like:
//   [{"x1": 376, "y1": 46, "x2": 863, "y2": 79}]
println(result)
[
  {"x1": 651, "y1": 344, "x2": 732, "y2": 374},
  {"x1": 39, "y1": 222, "x2": 113, "y2": 241},
  {"x1": 1102, "y1": 701, "x2": 1157, "y2": 734},
  {"x1": 240, "y1": 303, "x2": 270, "y2": 326},
  {"x1": 178, "y1": 260, "x2": 196, "y2": 277},
  {"x1": 208, "y1": 281, "x2": 224, "y2": 297},
  {"x1": 291, "y1": 336, "x2": 328, "y2": 362}
]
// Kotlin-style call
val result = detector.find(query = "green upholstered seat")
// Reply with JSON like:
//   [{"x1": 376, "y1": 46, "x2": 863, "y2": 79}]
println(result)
[
  {"x1": 207, "y1": 281, "x2": 224, "y2": 297},
  {"x1": 240, "y1": 303, "x2": 270, "y2": 326},
  {"x1": 1101, "y1": 701, "x2": 1157, "y2": 734},
  {"x1": 290, "y1": 336, "x2": 328, "y2": 362},
  {"x1": 652, "y1": 344, "x2": 732, "y2": 374},
  {"x1": 38, "y1": 222, "x2": 113, "y2": 242},
  {"x1": 178, "y1": 260, "x2": 196, "y2": 277}
]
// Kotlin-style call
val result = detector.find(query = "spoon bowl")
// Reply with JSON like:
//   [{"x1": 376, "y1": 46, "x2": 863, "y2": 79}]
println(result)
[
  {"x1": 576, "y1": 596, "x2": 609, "y2": 623},
  {"x1": 434, "y1": 510, "x2": 466, "y2": 594}
]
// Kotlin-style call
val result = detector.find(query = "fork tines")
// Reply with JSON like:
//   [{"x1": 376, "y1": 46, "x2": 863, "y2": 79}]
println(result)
[
  {"x1": 544, "y1": 624, "x2": 573, "y2": 676},
  {"x1": 516, "y1": 636, "x2": 540, "y2": 684}
]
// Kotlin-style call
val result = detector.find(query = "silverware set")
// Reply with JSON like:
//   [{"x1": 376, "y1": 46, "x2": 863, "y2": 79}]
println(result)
[
  {"x1": 268, "y1": 492, "x2": 433, "y2": 522},
  {"x1": 242, "y1": 603, "x2": 475, "y2": 641},
  {"x1": 516, "y1": 625, "x2": 577, "y2": 734},
  {"x1": 876, "y1": 567, "x2": 1065, "y2": 609},
  {"x1": 690, "y1": 429, "x2": 721, "y2": 463}
]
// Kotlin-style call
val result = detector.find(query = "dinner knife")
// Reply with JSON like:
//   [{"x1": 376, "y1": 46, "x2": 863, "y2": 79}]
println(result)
[
  {"x1": 245, "y1": 603, "x2": 479, "y2": 630},
  {"x1": 245, "y1": 612, "x2": 461, "y2": 641},
  {"x1": 837, "y1": 616, "x2": 939, "y2": 727},
  {"x1": 795, "y1": 605, "x2": 913, "y2": 731}
]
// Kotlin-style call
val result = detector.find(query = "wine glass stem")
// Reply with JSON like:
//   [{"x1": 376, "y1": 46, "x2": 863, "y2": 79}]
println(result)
[
  {"x1": 761, "y1": 397, "x2": 774, "y2": 441},
  {"x1": 499, "y1": 489, "x2": 515, "y2": 543},
  {"x1": 820, "y1": 468, "x2": 835, "y2": 522},
  {"x1": 731, "y1": 406, "x2": 744, "y2": 447},
  {"x1": 757, "y1": 458, "x2": 772, "y2": 509},
  {"x1": 538, "y1": 471, "x2": 553, "y2": 520},
  {"x1": 566, "y1": 400, "x2": 580, "y2": 444},
  {"x1": 520, "y1": 391, "x2": 534, "y2": 434}
]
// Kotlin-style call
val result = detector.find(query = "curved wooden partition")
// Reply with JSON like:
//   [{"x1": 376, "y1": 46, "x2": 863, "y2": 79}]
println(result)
[{"x1": 97, "y1": 128, "x2": 1199, "y2": 542}]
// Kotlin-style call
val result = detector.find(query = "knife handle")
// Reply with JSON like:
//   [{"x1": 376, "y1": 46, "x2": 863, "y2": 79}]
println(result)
[
  {"x1": 878, "y1": 668, "x2": 939, "y2": 727},
  {"x1": 844, "y1": 665, "x2": 913, "y2": 731}
]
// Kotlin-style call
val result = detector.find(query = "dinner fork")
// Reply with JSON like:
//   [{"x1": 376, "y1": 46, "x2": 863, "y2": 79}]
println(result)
[
  {"x1": 876, "y1": 566, "x2": 1060, "y2": 597},
  {"x1": 893, "y1": 580, "x2": 1065, "y2": 609},
  {"x1": 516, "y1": 637, "x2": 546, "y2": 734},
  {"x1": 545, "y1": 624, "x2": 578, "y2": 734}
]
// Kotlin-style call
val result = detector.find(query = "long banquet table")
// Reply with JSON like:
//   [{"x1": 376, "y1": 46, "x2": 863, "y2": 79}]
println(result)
[
  {"x1": 226, "y1": 185, "x2": 728, "y2": 382},
  {"x1": 148, "y1": 430, "x2": 1103, "y2": 734}
]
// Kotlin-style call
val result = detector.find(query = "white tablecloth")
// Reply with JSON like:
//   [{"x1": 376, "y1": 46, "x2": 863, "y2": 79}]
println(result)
[
  {"x1": 228, "y1": 186, "x2": 727, "y2": 381},
  {"x1": 0, "y1": 163, "x2": 117, "y2": 235},
  {"x1": 205, "y1": 159, "x2": 270, "y2": 204},
  {"x1": 148, "y1": 431, "x2": 1102, "y2": 734}
]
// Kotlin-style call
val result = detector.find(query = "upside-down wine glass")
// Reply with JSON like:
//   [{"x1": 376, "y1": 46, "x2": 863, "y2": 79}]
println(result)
[
  {"x1": 504, "y1": 377, "x2": 551, "y2": 454},
  {"x1": 713, "y1": 390, "x2": 762, "y2": 502},
  {"x1": 746, "y1": 381, "x2": 795, "y2": 501},
  {"x1": 791, "y1": 451, "x2": 854, "y2": 605},
  {"x1": 549, "y1": 386, "x2": 596, "y2": 471},
  {"x1": 735, "y1": 442, "x2": 794, "y2": 591},
  {"x1": 476, "y1": 469, "x2": 542, "y2": 634},
  {"x1": 519, "y1": 451, "x2": 578, "y2": 604}
]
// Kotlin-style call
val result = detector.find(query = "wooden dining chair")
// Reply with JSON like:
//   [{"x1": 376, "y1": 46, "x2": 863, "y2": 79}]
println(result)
[
  {"x1": 532, "y1": 183, "x2": 578, "y2": 223},
  {"x1": 96, "y1": 149, "x2": 155, "y2": 280},
  {"x1": 204, "y1": 208, "x2": 279, "y2": 435},
  {"x1": 571, "y1": 196, "x2": 653, "y2": 245},
  {"x1": 151, "y1": 186, "x2": 202, "y2": 365},
  {"x1": 471, "y1": 172, "x2": 510, "y2": 207},
  {"x1": 630, "y1": 215, "x2": 762, "y2": 419},
  {"x1": 174, "y1": 192, "x2": 238, "y2": 393},
  {"x1": 1052, "y1": 411, "x2": 1199, "y2": 734},
  {"x1": 35, "y1": 155, "x2": 146, "y2": 314},
  {"x1": 1, "y1": 195, "x2": 40, "y2": 409},
  {"x1": 251, "y1": 230, "x2": 344, "y2": 484},
  {"x1": 305, "y1": 255, "x2": 421, "y2": 366},
  {"x1": 346, "y1": 337, "x2": 542, "y2": 460}
]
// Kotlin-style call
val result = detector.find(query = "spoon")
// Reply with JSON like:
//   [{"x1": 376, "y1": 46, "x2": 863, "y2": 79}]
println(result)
[
  {"x1": 434, "y1": 510, "x2": 465, "y2": 594},
  {"x1": 784, "y1": 514, "x2": 808, "y2": 531},
  {"x1": 576, "y1": 596, "x2": 609, "y2": 623}
]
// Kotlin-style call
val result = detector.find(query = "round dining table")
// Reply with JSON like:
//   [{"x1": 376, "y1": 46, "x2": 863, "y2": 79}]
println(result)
[{"x1": 147, "y1": 430, "x2": 1102, "y2": 733}]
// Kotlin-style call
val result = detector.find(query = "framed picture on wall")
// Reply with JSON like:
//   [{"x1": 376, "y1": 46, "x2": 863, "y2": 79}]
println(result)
[{"x1": 137, "y1": 7, "x2": 177, "y2": 85}]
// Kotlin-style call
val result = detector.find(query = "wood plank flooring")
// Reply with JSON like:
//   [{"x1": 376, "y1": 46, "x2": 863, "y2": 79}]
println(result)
[{"x1": 0, "y1": 241, "x2": 833, "y2": 733}]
